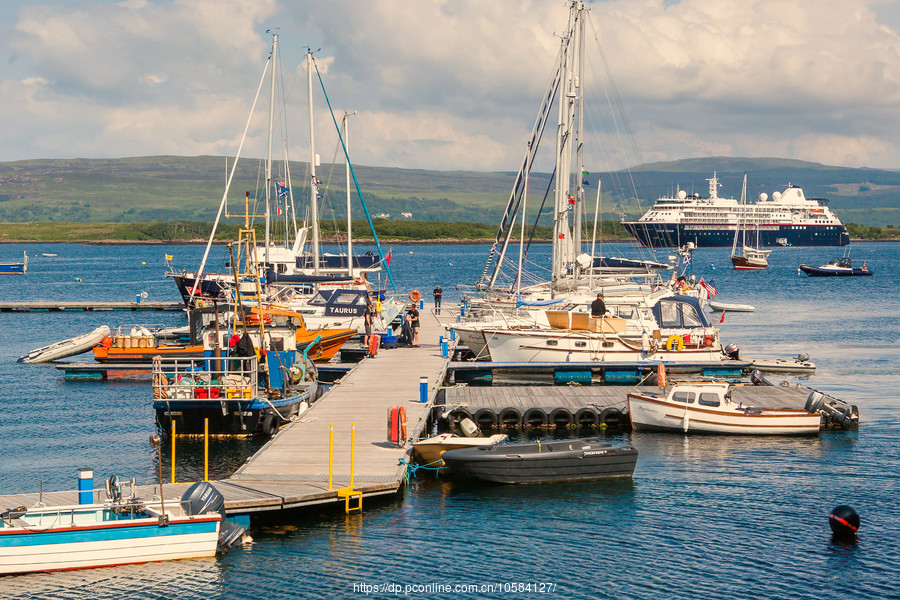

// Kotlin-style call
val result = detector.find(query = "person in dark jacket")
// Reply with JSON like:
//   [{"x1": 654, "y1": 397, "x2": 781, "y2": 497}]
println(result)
[
  {"x1": 590, "y1": 293, "x2": 607, "y2": 317},
  {"x1": 432, "y1": 285, "x2": 443, "y2": 314}
]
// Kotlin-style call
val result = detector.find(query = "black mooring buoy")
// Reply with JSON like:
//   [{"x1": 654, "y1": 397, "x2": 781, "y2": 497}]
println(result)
[{"x1": 829, "y1": 505, "x2": 860, "y2": 538}]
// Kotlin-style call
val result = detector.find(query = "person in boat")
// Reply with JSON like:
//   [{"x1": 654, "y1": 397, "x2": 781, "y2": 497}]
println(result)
[
  {"x1": 432, "y1": 285, "x2": 443, "y2": 315},
  {"x1": 590, "y1": 293, "x2": 607, "y2": 318}
]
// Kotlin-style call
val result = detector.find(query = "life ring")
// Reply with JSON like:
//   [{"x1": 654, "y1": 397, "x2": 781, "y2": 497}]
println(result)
[
  {"x1": 409, "y1": 290, "x2": 421, "y2": 302},
  {"x1": 665, "y1": 335, "x2": 685, "y2": 352},
  {"x1": 194, "y1": 299, "x2": 207, "y2": 308},
  {"x1": 399, "y1": 406, "x2": 407, "y2": 444},
  {"x1": 704, "y1": 334, "x2": 714, "y2": 347}
]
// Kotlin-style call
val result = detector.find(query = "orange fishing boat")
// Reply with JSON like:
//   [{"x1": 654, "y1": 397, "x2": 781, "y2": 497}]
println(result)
[
  {"x1": 92, "y1": 327, "x2": 203, "y2": 364},
  {"x1": 249, "y1": 307, "x2": 356, "y2": 363}
]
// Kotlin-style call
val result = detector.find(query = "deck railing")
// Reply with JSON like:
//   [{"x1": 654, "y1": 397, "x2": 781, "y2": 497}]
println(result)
[{"x1": 151, "y1": 356, "x2": 259, "y2": 402}]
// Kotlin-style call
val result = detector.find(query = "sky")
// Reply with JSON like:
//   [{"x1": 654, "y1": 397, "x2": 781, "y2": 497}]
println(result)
[{"x1": 1, "y1": 0, "x2": 900, "y2": 172}]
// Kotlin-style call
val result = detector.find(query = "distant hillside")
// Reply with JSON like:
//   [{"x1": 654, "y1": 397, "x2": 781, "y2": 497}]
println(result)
[{"x1": 0, "y1": 155, "x2": 897, "y2": 227}]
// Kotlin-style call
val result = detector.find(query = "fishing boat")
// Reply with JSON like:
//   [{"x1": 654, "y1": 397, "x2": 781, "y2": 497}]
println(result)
[
  {"x1": 92, "y1": 325, "x2": 204, "y2": 364},
  {"x1": 627, "y1": 382, "x2": 823, "y2": 435},
  {"x1": 18, "y1": 325, "x2": 112, "y2": 364},
  {"x1": 730, "y1": 173, "x2": 770, "y2": 270},
  {"x1": 412, "y1": 433, "x2": 509, "y2": 466},
  {"x1": 0, "y1": 251, "x2": 27, "y2": 275},
  {"x1": 441, "y1": 437, "x2": 638, "y2": 484},
  {"x1": 0, "y1": 477, "x2": 230, "y2": 575},
  {"x1": 798, "y1": 257, "x2": 873, "y2": 277}
]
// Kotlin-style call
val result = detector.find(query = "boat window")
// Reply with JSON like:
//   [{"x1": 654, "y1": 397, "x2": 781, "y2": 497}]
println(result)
[
  {"x1": 681, "y1": 305, "x2": 703, "y2": 328},
  {"x1": 671, "y1": 391, "x2": 695, "y2": 404},
  {"x1": 659, "y1": 302, "x2": 680, "y2": 328},
  {"x1": 698, "y1": 393, "x2": 721, "y2": 407},
  {"x1": 546, "y1": 340, "x2": 558, "y2": 346},
  {"x1": 574, "y1": 341, "x2": 587, "y2": 347},
  {"x1": 617, "y1": 307, "x2": 635, "y2": 319},
  {"x1": 601, "y1": 341, "x2": 614, "y2": 348}
]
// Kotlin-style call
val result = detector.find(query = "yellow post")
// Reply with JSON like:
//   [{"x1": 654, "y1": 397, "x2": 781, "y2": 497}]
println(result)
[
  {"x1": 337, "y1": 422, "x2": 362, "y2": 512},
  {"x1": 349, "y1": 422, "x2": 356, "y2": 489},
  {"x1": 204, "y1": 418, "x2": 209, "y2": 482},
  {"x1": 170, "y1": 421, "x2": 176, "y2": 483},
  {"x1": 328, "y1": 424, "x2": 334, "y2": 490}
]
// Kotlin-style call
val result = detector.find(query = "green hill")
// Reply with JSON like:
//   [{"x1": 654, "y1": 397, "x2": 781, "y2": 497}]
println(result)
[{"x1": 0, "y1": 155, "x2": 898, "y2": 227}]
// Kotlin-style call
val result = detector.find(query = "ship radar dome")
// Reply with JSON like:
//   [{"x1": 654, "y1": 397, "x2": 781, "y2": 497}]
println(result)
[
  {"x1": 758, "y1": 193, "x2": 768, "y2": 202},
  {"x1": 677, "y1": 190, "x2": 687, "y2": 200},
  {"x1": 772, "y1": 191, "x2": 782, "y2": 201}
]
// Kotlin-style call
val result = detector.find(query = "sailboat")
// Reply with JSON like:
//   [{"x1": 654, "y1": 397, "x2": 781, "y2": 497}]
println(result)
[{"x1": 730, "y1": 173, "x2": 770, "y2": 270}]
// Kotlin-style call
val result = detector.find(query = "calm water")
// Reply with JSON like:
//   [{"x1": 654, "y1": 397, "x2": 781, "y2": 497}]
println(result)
[{"x1": 0, "y1": 242, "x2": 898, "y2": 599}]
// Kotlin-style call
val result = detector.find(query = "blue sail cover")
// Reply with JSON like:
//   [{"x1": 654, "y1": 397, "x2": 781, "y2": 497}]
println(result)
[{"x1": 515, "y1": 294, "x2": 565, "y2": 308}]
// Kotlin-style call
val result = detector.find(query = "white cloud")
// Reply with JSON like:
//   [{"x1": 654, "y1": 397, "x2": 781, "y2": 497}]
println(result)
[{"x1": 0, "y1": 0, "x2": 899, "y2": 170}]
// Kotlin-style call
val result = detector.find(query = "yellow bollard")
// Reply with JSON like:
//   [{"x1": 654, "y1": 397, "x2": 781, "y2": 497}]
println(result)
[
  {"x1": 171, "y1": 421, "x2": 176, "y2": 483},
  {"x1": 204, "y1": 418, "x2": 209, "y2": 482},
  {"x1": 328, "y1": 424, "x2": 334, "y2": 491}
]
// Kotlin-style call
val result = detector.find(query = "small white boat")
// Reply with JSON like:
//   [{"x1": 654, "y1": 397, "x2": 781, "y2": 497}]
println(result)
[
  {"x1": 627, "y1": 382, "x2": 823, "y2": 435},
  {"x1": 412, "y1": 433, "x2": 509, "y2": 466},
  {"x1": 18, "y1": 325, "x2": 112, "y2": 363},
  {"x1": 0, "y1": 479, "x2": 236, "y2": 575},
  {"x1": 750, "y1": 356, "x2": 816, "y2": 373},
  {"x1": 708, "y1": 301, "x2": 755, "y2": 312},
  {"x1": 42, "y1": 253, "x2": 58, "y2": 257}
]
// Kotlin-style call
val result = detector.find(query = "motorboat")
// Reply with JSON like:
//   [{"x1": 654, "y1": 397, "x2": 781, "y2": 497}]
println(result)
[
  {"x1": 627, "y1": 382, "x2": 823, "y2": 435},
  {"x1": 0, "y1": 251, "x2": 27, "y2": 275},
  {"x1": 92, "y1": 326, "x2": 204, "y2": 364},
  {"x1": 412, "y1": 433, "x2": 509, "y2": 466},
  {"x1": 798, "y1": 257, "x2": 873, "y2": 276},
  {"x1": 0, "y1": 478, "x2": 237, "y2": 575},
  {"x1": 441, "y1": 437, "x2": 638, "y2": 484},
  {"x1": 18, "y1": 325, "x2": 111, "y2": 363}
]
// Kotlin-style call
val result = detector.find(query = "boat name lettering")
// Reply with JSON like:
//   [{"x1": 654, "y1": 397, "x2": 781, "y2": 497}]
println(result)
[
  {"x1": 232, "y1": 411, "x2": 254, "y2": 417},
  {"x1": 583, "y1": 450, "x2": 609, "y2": 456},
  {"x1": 163, "y1": 411, "x2": 183, "y2": 416}
]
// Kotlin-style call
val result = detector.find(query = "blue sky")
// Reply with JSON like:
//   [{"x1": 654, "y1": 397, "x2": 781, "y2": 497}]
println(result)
[{"x1": 1, "y1": 0, "x2": 899, "y2": 171}]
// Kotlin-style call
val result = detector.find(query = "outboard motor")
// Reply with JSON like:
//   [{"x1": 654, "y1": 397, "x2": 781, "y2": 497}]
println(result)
[
  {"x1": 459, "y1": 417, "x2": 481, "y2": 438},
  {"x1": 724, "y1": 343, "x2": 740, "y2": 360},
  {"x1": 805, "y1": 391, "x2": 860, "y2": 428},
  {"x1": 181, "y1": 481, "x2": 246, "y2": 549},
  {"x1": 749, "y1": 369, "x2": 771, "y2": 386}
]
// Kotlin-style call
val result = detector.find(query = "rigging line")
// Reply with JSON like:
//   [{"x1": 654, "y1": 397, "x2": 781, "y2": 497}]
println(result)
[
  {"x1": 312, "y1": 59, "x2": 397, "y2": 293},
  {"x1": 481, "y1": 41, "x2": 566, "y2": 287},
  {"x1": 191, "y1": 52, "x2": 271, "y2": 308}
]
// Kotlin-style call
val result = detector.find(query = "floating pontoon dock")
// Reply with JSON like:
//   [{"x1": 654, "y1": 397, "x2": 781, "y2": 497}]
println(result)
[
  {"x1": 0, "y1": 301, "x2": 183, "y2": 312},
  {"x1": 0, "y1": 309, "x2": 447, "y2": 515}
]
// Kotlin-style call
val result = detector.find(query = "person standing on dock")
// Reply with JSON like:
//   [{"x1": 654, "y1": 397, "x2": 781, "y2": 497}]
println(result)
[
  {"x1": 591, "y1": 292, "x2": 607, "y2": 317},
  {"x1": 407, "y1": 305, "x2": 420, "y2": 346},
  {"x1": 432, "y1": 285, "x2": 443, "y2": 315},
  {"x1": 364, "y1": 300, "x2": 375, "y2": 352}
]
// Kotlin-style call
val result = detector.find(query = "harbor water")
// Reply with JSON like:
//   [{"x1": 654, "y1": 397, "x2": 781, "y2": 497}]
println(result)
[{"x1": 0, "y1": 242, "x2": 898, "y2": 599}]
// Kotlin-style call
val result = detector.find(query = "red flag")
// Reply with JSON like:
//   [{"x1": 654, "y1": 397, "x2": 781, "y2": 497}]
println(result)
[
  {"x1": 719, "y1": 310, "x2": 726, "y2": 324},
  {"x1": 384, "y1": 249, "x2": 392, "y2": 266}
]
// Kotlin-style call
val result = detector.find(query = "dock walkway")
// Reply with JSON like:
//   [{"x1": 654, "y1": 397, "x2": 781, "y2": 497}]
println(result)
[{"x1": 0, "y1": 303, "x2": 449, "y2": 515}]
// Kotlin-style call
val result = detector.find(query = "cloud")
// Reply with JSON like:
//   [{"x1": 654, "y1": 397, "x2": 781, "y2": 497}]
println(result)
[{"x1": 0, "y1": 0, "x2": 899, "y2": 170}]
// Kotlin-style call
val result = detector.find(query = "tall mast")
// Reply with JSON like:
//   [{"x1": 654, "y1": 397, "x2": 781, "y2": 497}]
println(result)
[
  {"x1": 343, "y1": 111, "x2": 355, "y2": 277},
  {"x1": 264, "y1": 33, "x2": 278, "y2": 266},
  {"x1": 572, "y1": 3, "x2": 585, "y2": 273},
  {"x1": 306, "y1": 50, "x2": 320, "y2": 275}
]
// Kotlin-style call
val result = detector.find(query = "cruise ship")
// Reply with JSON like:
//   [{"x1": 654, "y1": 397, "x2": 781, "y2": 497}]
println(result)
[{"x1": 621, "y1": 173, "x2": 849, "y2": 247}]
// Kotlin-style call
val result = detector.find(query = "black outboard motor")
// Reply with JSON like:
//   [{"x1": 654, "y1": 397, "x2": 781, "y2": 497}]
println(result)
[
  {"x1": 724, "y1": 343, "x2": 740, "y2": 360},
  {"x1": 181, "y1": 481, "x2": 246, "y2": 549},
  {"x1": 749, "y1": 369, "x2": 771, "y2": 386},
  {"x1": 805, "y1": 391, "x2": 860, "y2": 428}
]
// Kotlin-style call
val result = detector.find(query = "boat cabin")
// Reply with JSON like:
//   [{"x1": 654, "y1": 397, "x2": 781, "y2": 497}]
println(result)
[
  {"x1": 665, "y1": 382, "x2": 732, "y2": 407},
  {"x1": 652, "y1": 296, "x2": 711, "y2": 330}
]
